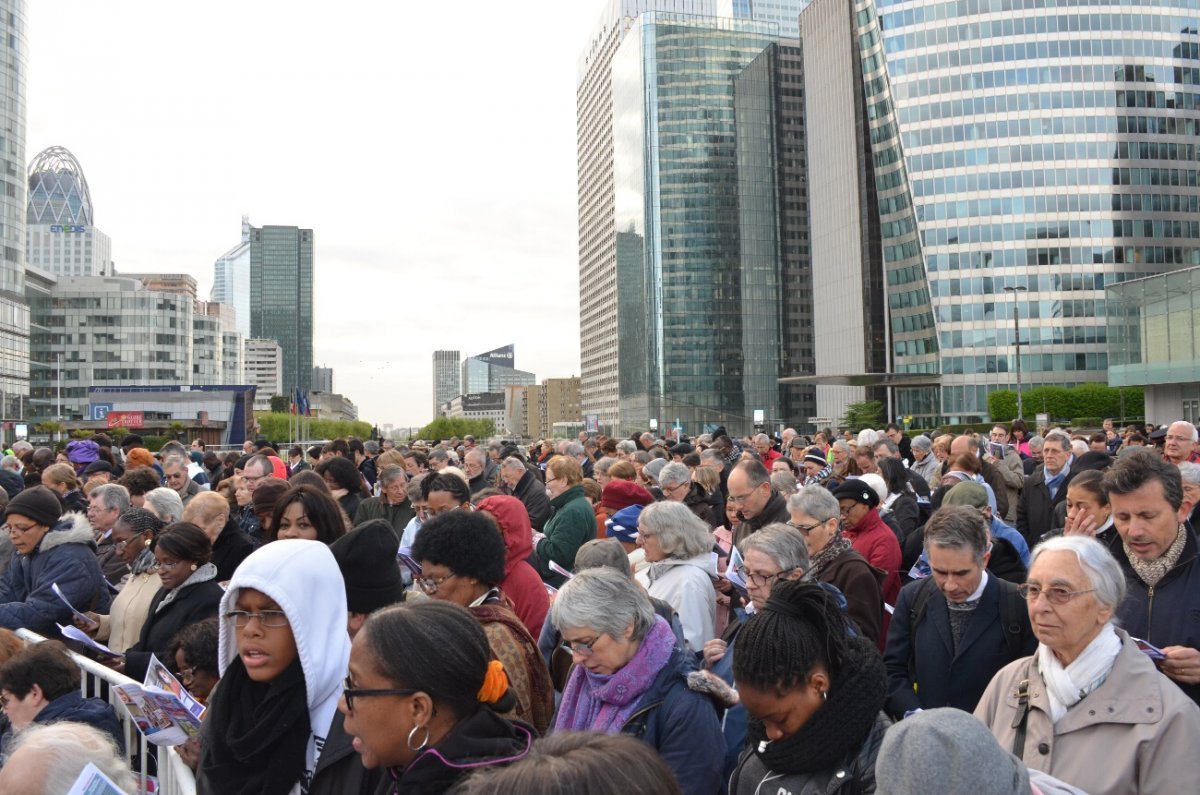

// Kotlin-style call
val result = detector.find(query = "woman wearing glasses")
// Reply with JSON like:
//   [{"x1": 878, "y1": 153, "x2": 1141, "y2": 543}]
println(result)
[
  {"x1": 410, "y1": 510, "x2": 554, "y2": 735},
  {"x1": 550, "y1": 566, "x2": 724, "y2": 795},
  {"x1": 199, "y1": 539, "x2": 379, "y2": 795},
  {"x1": 74, "y1": 508, "x2": 166, "y2": 654},
  {"x1": 120, "y1": 523, "x2": 223, "y2": 683},
  {"x1": 975, "y1": 536, "x2": 1200, "y2": 795},
  {"x1": 340, "y1": 601, "x2": 532, "y2": 793}
]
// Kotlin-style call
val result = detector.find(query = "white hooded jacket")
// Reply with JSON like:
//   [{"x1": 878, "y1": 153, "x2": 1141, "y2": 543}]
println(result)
[
  {"x1": 217, "y1": 539, "x2": 350, "y2": 794},
  {"x1": 636, "y1": 552, "x2": 717, "y2": 652}
]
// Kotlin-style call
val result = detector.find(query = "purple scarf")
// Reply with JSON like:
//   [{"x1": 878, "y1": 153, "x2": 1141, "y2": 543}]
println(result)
[{"x1": 554, "y1": 616, "x2": 676, "y2": 734}]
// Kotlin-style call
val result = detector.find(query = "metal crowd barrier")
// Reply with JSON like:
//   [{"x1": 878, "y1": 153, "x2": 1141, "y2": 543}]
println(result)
[{"x1": 15, "y1": 629, "x2": 197, "y2": 795}]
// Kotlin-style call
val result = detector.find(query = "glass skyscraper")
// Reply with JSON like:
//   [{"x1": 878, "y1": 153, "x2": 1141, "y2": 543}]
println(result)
[
  {"x1": 249, "y1": 223, "x2": 314, "y2": 395},
  {"x1": 0, "y1": 1, "x2": 27, "y2": 422},
  {"x1": 874, "y1": 0, "x2": 1200, "y2": 423}
]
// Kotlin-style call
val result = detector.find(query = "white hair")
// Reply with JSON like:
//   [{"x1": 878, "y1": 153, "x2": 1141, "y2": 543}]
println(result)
[
  {"x1": 1030, "y1": 535, "x2": 1126, "y2": 611},
  {"x1": 1170, "y1": 420, "x2": 1199, "y2": 443},
  {"x1": 144, "y1": 487, "x2": 185, "y2": 524},
  {"x1": 857, "y1": 429, "x2": 880, "y2": 448},
  {"x1": 1071, "y1": 439, "x2": 1088, "y2": 458},
  {"x1": 7, "y1": 722, "x2": 136, "y2": 795}
]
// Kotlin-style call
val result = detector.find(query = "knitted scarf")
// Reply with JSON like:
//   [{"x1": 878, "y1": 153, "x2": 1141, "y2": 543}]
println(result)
[
  {"x1": 554, "y1": 616, "x2": 676, "y2": 734},
  {"x1": 809, "y1": 532, "x2": 854, "y2": 579},
  {"x1": 803, "y1": 464, "x2": 833, "y2": 487},
  {"x1": 130, "y1": 547, "x2": 157, "y2": 576},
  {"x1": 746, "y1": 635, "x2": 885, "y2": 775},
  {"x1": 1036, "y1": 625, "x2": 1122, "y2": 723},
  {"x1": 1125, "y1": 524, "x2": 1188, "y2": 587},
  {"x1": 201, "y1": 657, "x2": 310, "y2": 795}
]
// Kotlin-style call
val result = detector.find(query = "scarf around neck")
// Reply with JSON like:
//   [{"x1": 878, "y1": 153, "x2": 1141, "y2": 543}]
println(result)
[
  {"x1": 156, "y1": 562, "x2": 217, "y2": 613},
  {"x1": 803, "y1": 464, "x2": 832, "y2": 487},
  {"x1": 809, "y1": 532, "x2": 854, "y2": 578},
  {"x1": 747, "y1": 635, "x2": 886, "y2": 776},
  {"x1": 1036, "y1": 625, "x2": 1122, "y2": 723},
  {"x1": 1125, "y1": 524, "x2": 1188, "y2": 587},
  {"x1": 130, "y1": 546, "x2": 157, "y2": 576},
  {"x1": 554, "y1": 615, "x2": 676, "y2": 734}
]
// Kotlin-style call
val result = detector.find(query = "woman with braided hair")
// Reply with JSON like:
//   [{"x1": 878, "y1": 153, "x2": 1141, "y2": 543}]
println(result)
[
  {"x1": 340, "y1": 600, "x2": 533, "y2": 794},
  {"x1": 730, "y1": 580, "x2": 891, "y2": 794}
]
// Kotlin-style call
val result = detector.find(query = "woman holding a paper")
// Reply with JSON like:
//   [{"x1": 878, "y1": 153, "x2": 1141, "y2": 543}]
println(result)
[{"x1": 77, "y1": 508, "x2": 165, "y2": 654}]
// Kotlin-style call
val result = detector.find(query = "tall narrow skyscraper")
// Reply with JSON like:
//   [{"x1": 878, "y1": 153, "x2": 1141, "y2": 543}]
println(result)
[
  {"x1": 211, "y1": 216, "x2": 252, "y2": 337},
  {"x1": 432, "y1": 350, "x2": 460, "y2": 418},
  {"x1": 0, "y1": 1, "x2": 29, "y2": 422},
  {"x1": 26, "y1": 147, "x2": 114, "y2": 279},
  {"x1": 248, "y1": 223, "x2": 314, "y2": 395}
]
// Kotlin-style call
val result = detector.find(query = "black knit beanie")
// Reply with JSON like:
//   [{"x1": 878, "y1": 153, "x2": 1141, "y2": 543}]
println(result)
[
  {"x1": 6, "y1": 486, "x2": 64, "y2": 527},
  {"x1": 330, "y1": 519, "x2": 406, "y2": 615}
]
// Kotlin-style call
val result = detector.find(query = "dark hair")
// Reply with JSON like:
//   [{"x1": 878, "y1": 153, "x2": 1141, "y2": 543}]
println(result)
[
  {"x1": 361, "y1": 601, "x2": 493, "y2": 719},
  {"x1": 1089, "y1": 433, "x2": 1107, "y2": 445},
  {"x1": 1010, "y1": 418, "x2": 1028, "y2": 438},
  {"x1": 732, "y1": 580, "x2": 853, "y2": 694},
  {"x1": 420, "y1": 472, "x2": 471, "y2": 505},
  {"x1": 153, "y1": 522, "x2": 212, "y2": 565},
  {"x1": 121, "y1": 434, "x2": 144, "y2": 449},
  {"x1": 266, "y1": 485, "x2": 347, "y2": 544},
  {"x1": 455, "y1": 731, "x2": 681, "y2": 795},
  {"x1": 735, "y1": 459, "x2": 771, "y2": 489},
  {"x1": 116, "y1": 507, "x2": 166, "y2": 538},
  {"x1": 289, "y1": 470, "x2": 331, "y2": 493},
  {"x1": 245, "y1": 454, "x2": 272, "y2": 477},
  {"x1": 167, "y1": 618, "x2": 220, "y2": 680},
  {"x1": 307, "y1": 445, "x2": 322, "y2": 461},
  {"x1": 117, "y1": 466, "x2": 160, "y2": 498},
  {"x1": 316, "y1": 456, "x2": 363, "y2": 495},
  {"x1": 1104, "y1": 448, "x2": 1184, "y2": 511},
  {"x1": 404, "y1": 451, "x2": 429, "y2": 470},
  {"x1": 323, "y1": 438, "x2": 351, "y2": 459},
  {"x1": 878, "y1": 458, "x2": 910, "y2": 495},
  {"x1": 1068, "y1": 469, "x2": 1108, "y2": 506},
  {"x1": 0, "y1": 641, "x2": 80, "y2": 701},
  {"x1": 411, "y1": 511, "x2": 506, "y2": 585},
  {"x1": 348, "y1": 438, "x2": 365, "y2": 457},
  {"x1": 773, "y1": 457, "x2": 799, "y2": 475},
  {"x1": 288, "y1": 446, "x2": 303, "y2": 458}
]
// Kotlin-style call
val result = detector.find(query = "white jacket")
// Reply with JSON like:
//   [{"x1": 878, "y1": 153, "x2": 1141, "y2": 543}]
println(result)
[{"x1": 637, "y1": 553, "x2": 716, "y2": 653}]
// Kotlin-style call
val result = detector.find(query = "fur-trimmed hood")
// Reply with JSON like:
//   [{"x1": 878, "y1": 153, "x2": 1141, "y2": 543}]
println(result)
[{"x1": 36, "y1": 512, "x2": 96, "y2": 555}]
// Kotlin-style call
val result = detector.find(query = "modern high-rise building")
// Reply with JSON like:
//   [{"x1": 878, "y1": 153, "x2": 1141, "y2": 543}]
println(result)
[
  {"x1": 211, "y1": 216, "x2": 252, "y2": 337},
  {"x1": 577, "y1": 1, "x2": 808, "y2": 436},
  {"x1": 0, "y1": 1, "x2": 30, "y2": 423},
  {"x1": 312, "y1": 365, "x2": 333, "y2": 393},
  {"x1": 460, "y1": 345, "x2": 535, "y2": 395},
  {"x1": 797, "y1": 0, "x2": 1200, "y2": 425},
  {"x1": 192, "y1": 301, "x2": 244, "y2": 386},
  {"x1": 26, "y1": 147, "x2": 115, "y2": 279},
  {"x1": 244, "y1": 338, "x2": 283, "y2": 412},
  {"x1": 248, "y1": 223, "x2": 314, "y2": 395},
  {"x1": 432, "y1": 350, "x2": 460, "y2": 419}
]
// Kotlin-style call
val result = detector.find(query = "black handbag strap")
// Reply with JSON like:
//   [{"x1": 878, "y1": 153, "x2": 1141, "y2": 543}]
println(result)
[{"x1": 1010, "y1": 675, "x2": 1031, "y2": 758}]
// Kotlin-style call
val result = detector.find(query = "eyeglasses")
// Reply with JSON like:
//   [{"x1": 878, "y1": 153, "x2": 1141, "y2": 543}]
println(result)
[
  {"x1": 342, "y1": 675, "x2": 417, "y2": 712},
  {"x1": 1017, "y1": 584, "x2": 1096, "y2": 605},
  {"x1": 787, "y1": 520, "x2": 822, "y2": 535},
  {"x1": 157, "y1": 558, "x2": 185, "y2": 571},
  {"x1": 735, "y1": 565, "x2": 798, "y2": 588},
  {"x1": 415, "y1": 573, "x2": 458, "y2": 595},
  {"x1": 177, "y1": 665, "x2": 197, "y2": 683},
  {"x1": 223, "y1": 610, "x2": 290, "y2": 628},
  {"x1": 560, "y1": 636, "x2": 599, "y2": 657},
  {"x1": 113, "y1": 537, "x2": 137, "y2": 552},
  {"x1": 3, "y1": 522, "x2": 38, "y2": 535},
  {"x1": 728, "y1": 488, "x2": 762, "y2": 505}
]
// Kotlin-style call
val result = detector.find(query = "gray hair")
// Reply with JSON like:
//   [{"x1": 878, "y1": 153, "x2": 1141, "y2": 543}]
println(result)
[
  {"x1": 573, "y1": 538, "x2": 632, "y2": 578},
  {"x1": 406, "y1": 473, "x2": 427, "y2": 502},
  {"x1": 566, "y1": 442, "x2": 585, "y2": 458},
  {"x1": 161, "y1": 454, "x2": 188, "y2": 472},
  {"x1": 1030, "y1": 535, "x2": 1126, "y2": 611},
  {"x1": 700, "y1": 449, "x2": 723, "y2": 465},
  {"x1": 379, "y1": 465, "x2": 407, "y2": 487},
  {"x1": 1170, "y1": 420, "x2": 1200, "y2": 443},
  {"x1": 924, "y1": 505, "x2": 989, "y2": 564},
  {"x1": 364, "y1": 440, "x2": 380, "y2": 455},
  {"x1": 642, "y1": 458, "x2": 668, "y2": 485},
  {"x1": 1178, "y1": 462, "x2": 1200, "y2": 486},
  {"x1": 464, "y1": 448, "x2": 487, "y2": 466},
  {"x1": 500, "y1": 456, "x2": 526, "y2": 473},
  {"x1": 594, "y1": 457, "x2": 617, "y2": 477},
  {"x1": 144, "y1": 487, "x2": 185, "y2": 524},
  {"x1": 832, "y1": 440, "x2": 851, "y2": 455},
  {"x1": 1028, "y1": 434, "x2": 1045, "y2": 451},
  {"x1": 788, "y1": 486, "x2": 839, "y2": 523},
  {"x1": 1044, "y1": 429, "x2": 1071, "y2": 453},
  {"x1": 857, "y1": 429, "x2": 879, "y2": 448},
  {"x1": 552, "y1": 566, "x2": 656, "y2": 642},
  {"x1": 658, "y1": 461, "x2": 691, "y2": 489},
  {"x1": 90, "y1": 483, "x2": 131, "y2": 514},
  {"x1": 738, "y1": 523, "x2": 810, "y2": 575},
  {"x1": 0, "y1": 455, "x2": 19, "y2": 470},
  {"x1": 753, "y1": 433, "x2": 771, "y2": 444},
  {"x1": 7, "y1": 721, "x2": 136, "y2": 795},
  {"x1": 616, "y1": 440, "x2": 637, "y2": 455},
  {"x1": 911, "y1": 435, "x2": 932, "y2": 453},
  {"x1": 770, "y1": 470, "x2": 798, "y2": 496},
  {"x1": 874, "y1": 438, "x2": 900, "y2": 456},
  {"x1": 637, "y1": 501, "x2": 713, "y2": 559},
  {"x1": 632, "y1": 451, "x2": 652, "y2": 465},
  {"x1": 429, "y1": 449, "x2": 450, "y2": 463}
]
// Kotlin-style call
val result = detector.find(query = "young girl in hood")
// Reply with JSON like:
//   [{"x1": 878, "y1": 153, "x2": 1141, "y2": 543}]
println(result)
[{"x1": 197, "y1": 539, "x2": 376, "y2": 795}]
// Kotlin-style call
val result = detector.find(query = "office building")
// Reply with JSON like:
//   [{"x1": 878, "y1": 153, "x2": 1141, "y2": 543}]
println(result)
[
  {"x1": 211, "y1": 216, "x2": 252, "y2": 337},
  {"x1": 797, "y1": 0, "x2": 1200, "y2": 425},
  {"x1": 442, "y1": 392, "x2": 506, "y2": 430},
  {"x1": 27, "y1": 275, "x2": 193, "y2": 421},
  {"x1": 0, "y1": 1, "x2": 30, "y2": 424},
  {"x1": 193, "y1": 301, "x2": 244, "y2": 386},
  {"x1": 86, "y1": 385, "x2": 257, "y2": 447},
  {"x1": 248, "y1": 222, "x2": 314, "y2": 394},
  {"x1": 244, "y1": 338, "x2": 283, "y2": 412},
  {"x1": 460, "y1": 345, "x2": 535, "y2": 394},
  {"x1": 307, "y1": 390, "x2": 358, "y2": 422},
  {"x1": 312, "y1": 365, "x2": 333, "y2": 393},
  {"x1": 432, "y1": 350, "x2": 460, "y2": 419},
  {"x1": 26, "y1": 146, "x2": 114, "y2": 279}
]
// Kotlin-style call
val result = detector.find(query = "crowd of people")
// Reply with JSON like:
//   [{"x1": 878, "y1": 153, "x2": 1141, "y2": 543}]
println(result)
[{"x1": 0, "y1": 421, "x2": 1195, "y2": 793}]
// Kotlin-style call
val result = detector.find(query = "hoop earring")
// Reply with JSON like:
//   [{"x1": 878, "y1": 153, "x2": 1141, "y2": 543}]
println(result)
[{"x1": 407, "y1": 724, "x2": 430, "y2": 752}]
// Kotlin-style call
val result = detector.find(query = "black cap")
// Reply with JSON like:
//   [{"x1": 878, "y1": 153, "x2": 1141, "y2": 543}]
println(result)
[
  {"x1": 831, "y1": 479, "x2": 881, "y2": 509},
  {"x1": 331, "y1": 520, "x2": 406, "y2": 615},
  {"x1": 83, "y1": 460, "x2": 114, "y2": 475},
  {"x1": 6, "y1": 486, "x2": 63, "y2": 527}
]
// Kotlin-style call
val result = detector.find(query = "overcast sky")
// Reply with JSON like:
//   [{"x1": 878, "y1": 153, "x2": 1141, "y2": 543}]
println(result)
[{"x1": 27, "y1": 1, "x2": 606, "y2": 430}]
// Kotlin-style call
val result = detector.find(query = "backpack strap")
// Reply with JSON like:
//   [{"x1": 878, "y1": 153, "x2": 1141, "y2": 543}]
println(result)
[
  {"x1": 906, "y1": 577, "x2": 938, "y2": 683},
  {"x1": 997, "y1": 579, "x2": 1028, "y2": 660},
  {"x1": 1010, "y1": 662, "x2": 1033, "y2": 759}
]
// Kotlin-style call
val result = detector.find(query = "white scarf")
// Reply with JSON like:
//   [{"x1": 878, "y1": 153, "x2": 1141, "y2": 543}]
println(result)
[{"x1": 1036, "y1": 625, "x2": 1122, "y2": 723}]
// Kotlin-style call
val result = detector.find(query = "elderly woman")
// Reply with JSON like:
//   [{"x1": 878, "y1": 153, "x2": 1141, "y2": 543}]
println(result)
[
  {"x1": 659, "y1": 462, "x2": 720, "y2": 527},
  {"x1": 76, "y1": 509, "x2": 166, "y2": 653},
  {"x1": 551, "y1": 567, "x2": 724, "y2": 794},
  {"x1": 975, "y1": 536, "x2": 1200, "y2": 794},
  {"x1": 534, "y1": 456, "x2": 595, "y2": 587},
  {"x1": 634, "y1": 501, "x2": 717, "y2": 652},
  {"x1": 411, "y1": 510, "x2": 554, "y2": 735},
  {"x1": 143, "y1": 486, "x2": 185, "y2": 525},
  {"x1": 787, "y1": 486, "x2": 884, "y2": 644},
  {"x1": 702, "y1": 523, "x2": 809, "y2": 780},
  {"x1": 352, "y1": 464, "x2": 414, "y2": 537}
]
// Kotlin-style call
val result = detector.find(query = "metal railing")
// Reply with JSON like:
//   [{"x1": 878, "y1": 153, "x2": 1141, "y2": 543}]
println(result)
[{"x1": 16, "y1": 629, "x2": 197, "y2": 795}]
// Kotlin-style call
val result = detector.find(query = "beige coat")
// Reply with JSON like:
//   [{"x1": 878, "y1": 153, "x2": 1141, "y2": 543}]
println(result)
[
  {"x1": 94, "y1": 569, "x2": 162, "y2": 653},
  {"x1": 975, "y1": 629, "x2": 1200, "y2": 795}
]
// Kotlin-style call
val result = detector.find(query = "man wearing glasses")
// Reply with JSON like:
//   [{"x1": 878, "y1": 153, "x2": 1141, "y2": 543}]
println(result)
[
  {"x1": 1162, "y1": 420, "x2": 1200, "y2": 466},
  {"x1": 725, "y1": 460, "x2": 789, "y2": 545}
]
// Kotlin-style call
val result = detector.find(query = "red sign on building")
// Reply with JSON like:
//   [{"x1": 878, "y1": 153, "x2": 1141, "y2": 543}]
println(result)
[{"x1": 106, "y1": 411, "x2": 144, "y2": 429}]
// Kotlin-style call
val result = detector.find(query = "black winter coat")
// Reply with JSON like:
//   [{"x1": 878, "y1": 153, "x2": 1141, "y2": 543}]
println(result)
[
  {"x1": 1016, "y1": 465, "x2": 1076, "y2": 547},
  {"x1": 509, "y1": 469, "x2": 551, "y2": 531},
  {"x1": 124, "y1": 574, "x2": 224, "y2": 682},
  {"x1": 310, "y1": 710, "x2": 383, "y2": 795},
  {"x1": 211, "y1": 521, "x2": 254, "y2": 582}
]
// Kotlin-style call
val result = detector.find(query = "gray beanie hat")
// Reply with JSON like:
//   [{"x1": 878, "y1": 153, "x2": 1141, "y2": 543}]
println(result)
[{"x1": 875, "y1": 708, "x2": 1031, "y2": 795}]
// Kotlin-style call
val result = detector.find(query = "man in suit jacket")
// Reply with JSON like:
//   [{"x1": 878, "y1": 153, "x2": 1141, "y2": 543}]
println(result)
[
  {"x1": 1016, "y1": 429, "x2": 1075, "y2": 546},
  {"x1": 884, "y1": 505, "x2": 1036, "y2": 719}
]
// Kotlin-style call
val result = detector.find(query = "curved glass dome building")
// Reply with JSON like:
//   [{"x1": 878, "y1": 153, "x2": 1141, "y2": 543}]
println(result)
[
  {"x1": 27, "y1": 145, "x2": 93, "y2": 225},
  {"x1": 863, "y1": 0, "x2": 1200, "y2": 422}
]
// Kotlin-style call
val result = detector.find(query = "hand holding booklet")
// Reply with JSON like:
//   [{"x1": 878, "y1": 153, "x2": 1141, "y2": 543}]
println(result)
[
  {"x1": 111, "y1": 654, "x2": 206, "y2": 746},
  {"x1": 52, "y1": 582, "x2": 98, "y2": 629},
  {"x1": 58, "y1": 623, "x2": 122, "y2": 659}
]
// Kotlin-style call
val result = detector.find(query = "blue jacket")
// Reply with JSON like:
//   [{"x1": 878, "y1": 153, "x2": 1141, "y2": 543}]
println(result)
[
  {"x1": 0, "y1": 513, "x2": 112, "y2": 635},
  {"x1": 883, "y1": 574, "x2": 1036, "y2": 719},
  {"x1": 34, "y1": 690, "x2": 125, "y2": 753},
  {"x1": 621, "y1": 640, "x2": 724, "y2": 795},
  {"x1": 1109, "y1": 526, "x2": 1200, "y2": 704}
]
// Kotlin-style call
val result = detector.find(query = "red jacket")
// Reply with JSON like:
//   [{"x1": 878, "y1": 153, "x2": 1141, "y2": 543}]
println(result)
[
  {"x1": 474, "y1": 496, "x2": 550, "y2": 637},
  {"x1": 845, "y1": 508, "x2": 902, "y2": 648}
]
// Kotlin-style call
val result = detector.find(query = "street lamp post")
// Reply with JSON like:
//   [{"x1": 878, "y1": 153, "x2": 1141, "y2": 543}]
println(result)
[{"x1": 1003, "y1": 285, "x2": 1028, "y2": 419}]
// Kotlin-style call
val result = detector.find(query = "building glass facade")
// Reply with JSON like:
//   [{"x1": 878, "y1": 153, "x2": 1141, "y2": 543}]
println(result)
[
  {"x1": 869, "y1": 0, "x2": 1200, "y2": 423},
  {"x1": 0, "y1": 1, "x2": 28, "y2": 421},
  {"x1": 249, "y1": 224, "x2": 313, "y2": 395},
  {"x1": 212, "y1": 217, "x2": 252, "y2": 337},
  {"x1": 432, "y1": 349, "x2": 460, "y2": 419}
]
